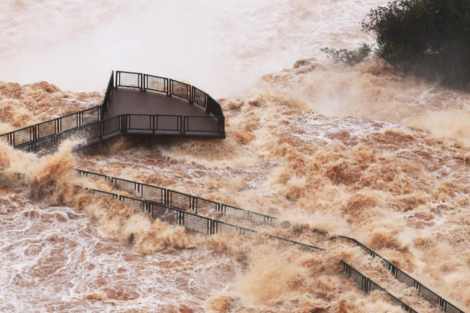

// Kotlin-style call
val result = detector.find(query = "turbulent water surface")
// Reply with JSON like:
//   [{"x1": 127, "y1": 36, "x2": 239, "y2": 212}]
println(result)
[{"x1": 1, "y1": 0, "x2": 470, "y2": 312}]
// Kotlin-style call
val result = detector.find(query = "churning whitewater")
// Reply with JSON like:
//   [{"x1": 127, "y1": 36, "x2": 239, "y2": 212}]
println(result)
[{"x1": 1, "y1": 0, "x2": 470, "y2": 312}]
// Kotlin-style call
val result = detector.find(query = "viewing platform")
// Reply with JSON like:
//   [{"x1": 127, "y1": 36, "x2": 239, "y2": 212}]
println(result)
[
  {"x1": 104, "y1": 71, "x2": 225, "y2": 138},
  {"x1": 106, "y1": 88, "x2": 209, "y2": 118},
  {"x1": 0, "y1": 70, "x2": 225, "y2": 153}
]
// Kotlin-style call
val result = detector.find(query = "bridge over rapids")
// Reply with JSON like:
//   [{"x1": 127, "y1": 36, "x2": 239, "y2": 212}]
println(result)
[{"x1": 0, "y1": 71, "x2": 465, "y2": 313}]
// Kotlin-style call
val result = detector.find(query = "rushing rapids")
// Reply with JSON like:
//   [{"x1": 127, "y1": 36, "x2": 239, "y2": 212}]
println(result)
[
  {"x1": 2, "y1": 0, "x2": 470, "y2": 312},
  {"x1": 2, "y1": 62, "x2": 470, "y2": 311}
]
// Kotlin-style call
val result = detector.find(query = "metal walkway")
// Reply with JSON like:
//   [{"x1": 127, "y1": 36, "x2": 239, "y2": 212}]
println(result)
[
  {"x1": 105, "y1": 89, "x2": 209, "y2": 118},
  {"x1": 0, "y1": 71, "x2": 225, "y2": 153},
  {"x1": 76, "y1": 169, "x2": 467, "y2": 313}
]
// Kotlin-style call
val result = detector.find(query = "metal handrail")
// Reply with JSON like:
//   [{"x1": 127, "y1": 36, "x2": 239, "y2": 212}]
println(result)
[
  {"x1": 341, "y1": 260, "x2": 418, "y2": 313},
  {"x1": 8, "y1": 112, "x2": 225, "y2": 153},
  {"x1": 0, "y1": 70, "x2": 226, "y2": 148},
  {"x1": 76, "y1": 183, "x2": 323, "y2": 250},
  {"x1": 75, "y1": 168, "x2": 467, "y2": 313},
  {"x1": 78, "y1": 180, "x2": 421, "y2": 312}
]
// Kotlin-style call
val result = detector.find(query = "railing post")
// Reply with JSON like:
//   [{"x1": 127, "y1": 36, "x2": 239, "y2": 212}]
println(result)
[
  {"x1": 178, "y1": 211, "x2": 184, "y2": 226},
  {"x1": 208, "y1": 219, "x2": 212, "y2": 235},
  {"x1": 182, "y1": 116, "x2": 186, "y2": 135},
  {"x1": 99, "y1": 121, "x2": 103, "y2": 140},
  {"x1": 121, "y1": 115, "x2": 128, "y2": 133},
  {"x1": 115, "y1": 71, "x2": 119, "y2": 89},
  {"x1": 166, "y1": 189, "x2": 171, "y2": 207},
  {"x1": 32, "y1": 125, "x2": 37, "y2": 142},
  {"x1": 205, "y1": 94, "x2": 210, "y2": 113}
]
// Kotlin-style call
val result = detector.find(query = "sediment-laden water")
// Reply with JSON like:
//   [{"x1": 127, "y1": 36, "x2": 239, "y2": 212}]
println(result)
[{"x1": 1, "y1": 0, "x2": 470, "y2": 312}]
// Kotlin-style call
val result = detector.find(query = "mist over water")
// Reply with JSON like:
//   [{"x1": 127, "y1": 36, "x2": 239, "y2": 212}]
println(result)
[{"x1": 1, "y1": 0, "x2": 384, "y2": 95}]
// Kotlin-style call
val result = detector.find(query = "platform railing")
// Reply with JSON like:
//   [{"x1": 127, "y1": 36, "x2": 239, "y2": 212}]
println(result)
[
  {"x1": 169, "y1": 79, "x2": 191, "y2": 101},
  {"x1": 76, "y1": 169, "x2": 282, "y2": 228},
  {"x1": 115, "y1": 71, "x2": 225, "y2": 118},
  {"x1": 339, "y1": 236, "x2": 465, "y2": 313},
  {"x1": 0, "y1": 70, "x2": 226, "y2": 149},
  {"x1": 12, "y1": 112, "x2": 225, "y2": 154},
  {"x1": 0, "y1": 106, "x2": 102, "y2": 148},
  {"x1": 143, "y1": 74, "x2": 168, "y2": 94},
  {"x1": 115, "y1": 71, "x2": 143, "y2": 90},
  {"x1": 101, "y1": 71, "x2": 115, "y2": 116}
]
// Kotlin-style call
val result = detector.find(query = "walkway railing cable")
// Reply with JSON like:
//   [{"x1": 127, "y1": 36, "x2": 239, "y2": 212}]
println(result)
[
  {"x1": 75, "y1": 184, "x2": 323, "y2": 250},
  {"x1": 76, "y1": 169, "x2": 465, "y2": 313},
  {"x1": 81, "y1": 181, "x2": 421, "y2": 312}
]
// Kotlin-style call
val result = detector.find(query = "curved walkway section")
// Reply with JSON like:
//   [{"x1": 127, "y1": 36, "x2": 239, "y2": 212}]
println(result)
[
  {"x1": 107, "y1": 71, "x2": 225, "y2": 138},
  {"x1": 0, "y1": 71, "x2": 225, "y2": 154}
]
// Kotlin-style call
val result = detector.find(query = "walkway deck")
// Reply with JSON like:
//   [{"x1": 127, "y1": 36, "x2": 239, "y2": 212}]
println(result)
[{"x1": 105, "y1": 88, "x2": 210, "y2": 118}]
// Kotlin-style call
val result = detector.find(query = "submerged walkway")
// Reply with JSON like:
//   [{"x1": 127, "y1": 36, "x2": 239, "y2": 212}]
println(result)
[{"x1": 76, "y1": 169, "x2": 466, "y2": 313}]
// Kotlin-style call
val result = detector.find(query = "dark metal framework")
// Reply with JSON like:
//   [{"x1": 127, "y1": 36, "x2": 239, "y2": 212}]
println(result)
[
  {"x1": 115, "y1": 71, "x2": 143, "y2": 90},
  {"x1": 144, "y1": 75, "x2": 168, "y2": 94},
  {"x1": 101, "y1": 72, "x2": 115, "y2": 116},
  {"x1": 77, "y1": 171, "x2": 426, "y2": 312},
  {"x1": 0, "y1": 70, "x2": 226, "y2": 152},
  {"x1": 114, "y1": 71, "x2": 225, "y2": 116},
  {"x1": 76, "y1": 168, "x2": 467, "y2": 313},
  {"x1": 342, "y1": 261, "x2": 419, "y2": 313},
  {"x1": 1, "y1": 106, "x2": 101, "y2": 148},
  {"x1": 169, "y1": 79, "x2": 191, "y2": 101},
  {"x1": 10, "y1": 112, "x2": 225, "y2": 154},
  {"x1": 76, "y1": 169, "x2": 283, "y2": 229},
  {"x1": 339, "y1": 236, "x2": 465, "y2": 313},
  {"x1": 76, "y1": 171, "x2": 323, "y2": 244}
]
